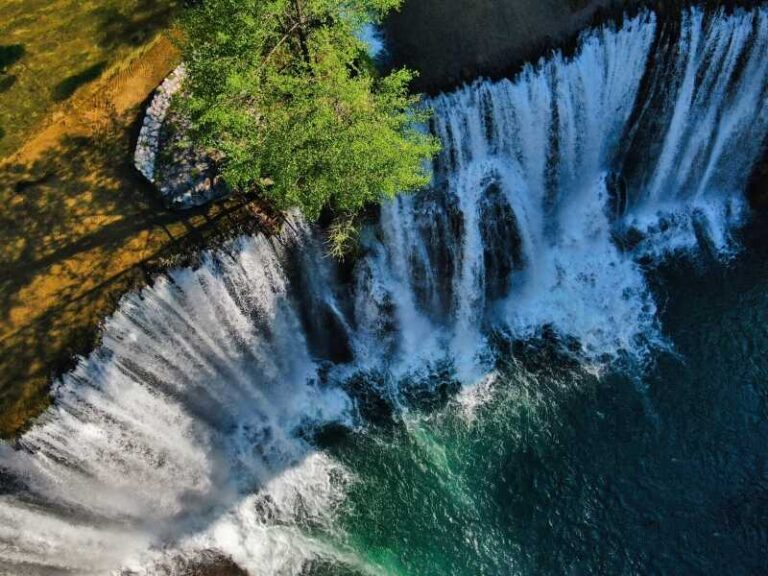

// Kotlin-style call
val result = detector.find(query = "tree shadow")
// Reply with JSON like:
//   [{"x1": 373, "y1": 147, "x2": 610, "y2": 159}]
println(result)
[
  {"x1": 0, "y1": 44, "x2": 25, "y2": 73},
  {"x1": 93, "y1": 0, "x2": 179, "y2": 51},
  {"x1": 0, "y1": 75, "x2": 16, "y2": 94},
  {"x1": 52, "y1": 61, "x2": 108, "y2": 101},
  {"x1": 0, "y1": 44, "x2": 24, "y2": 100}
]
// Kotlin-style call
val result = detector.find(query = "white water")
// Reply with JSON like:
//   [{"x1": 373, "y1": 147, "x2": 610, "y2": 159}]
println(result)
[
  {"x1": 380, "y1": 13, "x2": 660, "y2": 369},
  {"x1": 0, "y1": 228, "x2": 355, "y2": 575},
  {"x1": 2, "y1": 7, "x2": 768, "y2": 575}
]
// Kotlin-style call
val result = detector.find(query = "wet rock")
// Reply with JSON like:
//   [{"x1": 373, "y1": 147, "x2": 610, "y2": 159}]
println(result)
[{"x1": 122, "y1": 550, "x2": 248, "y2": 576}]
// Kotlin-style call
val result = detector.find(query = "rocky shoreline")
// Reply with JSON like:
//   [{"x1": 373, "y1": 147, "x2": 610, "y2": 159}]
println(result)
[
  {"x1": 134, "y1": 65, "x2": 186, "y2": 182},
  {"x1": 134, "y1": 65, "x2": 229, "y2": 209}
]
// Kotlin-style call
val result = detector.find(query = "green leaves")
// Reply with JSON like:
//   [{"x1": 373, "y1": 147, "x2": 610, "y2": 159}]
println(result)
[{"x1": 180, "y1": 0, "x2": 439, "y2": 255}]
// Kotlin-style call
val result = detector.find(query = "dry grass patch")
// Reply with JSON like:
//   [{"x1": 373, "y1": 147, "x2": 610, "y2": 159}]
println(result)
[{"x1": 0, "y1": 36, "x2": 275, "y2": 437}]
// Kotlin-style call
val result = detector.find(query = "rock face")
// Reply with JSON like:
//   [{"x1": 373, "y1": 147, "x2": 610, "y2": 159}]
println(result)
[
  {"x1": 134, "y1": 65, "x2": 229, "y2": 210},
  {"x1": 134, "y1": 65, "x2": 186, "y2": 182},
  {"x1": 155, "y1": 108, "x2": 229, "y2": 210},
  {"x1": 122, "y1": 550, "x2": 249, "y2": 576},
  {"x1": 748, "y1": 152, "x2": 768, "y2": 209}
]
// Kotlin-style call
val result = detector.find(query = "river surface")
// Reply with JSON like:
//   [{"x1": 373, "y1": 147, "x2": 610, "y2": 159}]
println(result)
[
  {"x1": 1, "y1": 6, "x2": 768, "y2": 575},
  {"x1": 310, "y1": 215, "x2": 768, "y2": 574}
]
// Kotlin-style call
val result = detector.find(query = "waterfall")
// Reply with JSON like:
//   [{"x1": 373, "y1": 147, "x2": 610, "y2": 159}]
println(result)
[
  {"x1": 1, "y1": 7, "x2": 768, "y2": 575},
  {"x1": 0, "y1": 225, "x2": 354, "y2": 574}
]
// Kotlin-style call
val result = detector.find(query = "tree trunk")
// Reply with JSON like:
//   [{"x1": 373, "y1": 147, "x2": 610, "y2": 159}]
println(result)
[{"x1": 291, "y1": 0, "x2": 311, "y2": 66}]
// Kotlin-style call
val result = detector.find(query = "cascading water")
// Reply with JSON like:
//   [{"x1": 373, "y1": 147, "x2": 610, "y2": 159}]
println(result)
[
  {"x1": 0, "y1": 228, "x2": 354, "y2": 574},
  {"x1": 2, "y1": 7, "x2": 768, "y2": 575}
]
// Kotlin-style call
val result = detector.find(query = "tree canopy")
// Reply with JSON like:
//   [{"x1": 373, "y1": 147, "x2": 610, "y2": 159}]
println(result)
[{"x1": 179, "y1": 0, "x2": 439, "y2": 255}]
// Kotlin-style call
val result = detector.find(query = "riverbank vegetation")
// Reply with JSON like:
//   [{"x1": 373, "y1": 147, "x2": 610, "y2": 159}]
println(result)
[
  {"x1": 179, "y1": 0, "x2": 439, "y2": 255},
  {"x1": 0, "y1": 0, "x2": 437, "y2": 436}
]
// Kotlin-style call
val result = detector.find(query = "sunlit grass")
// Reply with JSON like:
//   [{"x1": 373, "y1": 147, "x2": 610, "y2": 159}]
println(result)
[{"x1": 0, "y1": 0, "x2": 179, "y2": 157}]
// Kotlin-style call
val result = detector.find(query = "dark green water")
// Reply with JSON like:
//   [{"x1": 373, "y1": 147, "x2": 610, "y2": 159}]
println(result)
[{"x1": 312, "y1": 216, "x2": 768, "y2": 575}]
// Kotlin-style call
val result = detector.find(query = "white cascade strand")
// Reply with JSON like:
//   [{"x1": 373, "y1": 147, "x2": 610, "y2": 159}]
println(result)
[
  {"x1": 627, "y1": 7, "x2": 768, "y2": 259},
  {"x1": 0, "y1": 225, "x2": 352, "y2": 575},
  {"x1": 367, "y1": 12, "x2": 660, "y2": 364}
]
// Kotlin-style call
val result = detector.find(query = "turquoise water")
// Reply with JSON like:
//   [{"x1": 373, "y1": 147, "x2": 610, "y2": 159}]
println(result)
[{"x1": 310, "y1": 217, "x2": 768, "y2": 575}]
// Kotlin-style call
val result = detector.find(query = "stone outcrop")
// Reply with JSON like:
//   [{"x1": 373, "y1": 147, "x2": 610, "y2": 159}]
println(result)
[
  {"x1": 134, "y1": 65, "x2": 185, "y2": 182},
  {"x1": 134, "y1": 65, "x2": 229, "y2": 210},
  {"x1": 748, "y1": 151, "x2": 768, "y2": 210}
]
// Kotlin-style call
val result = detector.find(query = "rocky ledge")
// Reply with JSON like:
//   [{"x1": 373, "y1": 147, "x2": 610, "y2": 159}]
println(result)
[{"x1": 134, "y1": 65, "x2": 229, "y2": 210}]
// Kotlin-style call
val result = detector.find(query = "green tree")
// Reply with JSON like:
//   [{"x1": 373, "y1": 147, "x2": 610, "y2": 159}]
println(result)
[{"x1": 180, "y1": 0, "x2": 439, "y2": 255}]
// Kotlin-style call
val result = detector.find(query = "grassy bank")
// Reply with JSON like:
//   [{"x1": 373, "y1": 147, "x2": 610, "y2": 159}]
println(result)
[
  {"x1": 0, "y1": 0, "x2": 181, "y2": 157},
  {"x1": 0, "y1": 32, "x2": 276, "y2": 438}
]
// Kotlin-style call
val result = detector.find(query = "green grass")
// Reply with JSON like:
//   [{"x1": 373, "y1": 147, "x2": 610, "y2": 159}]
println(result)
[{"x1": 0, "y1": 0, "x2": 178, "y2": 158}]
